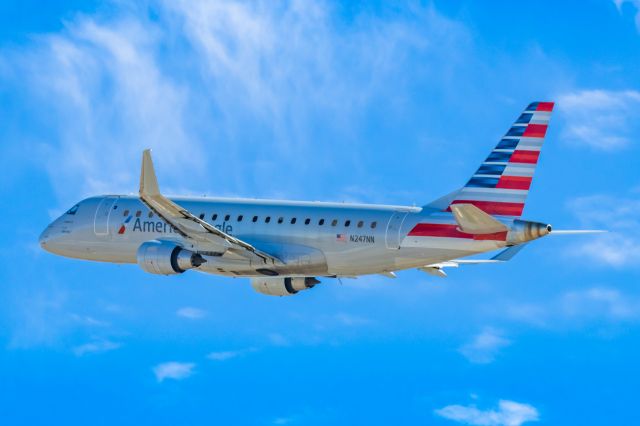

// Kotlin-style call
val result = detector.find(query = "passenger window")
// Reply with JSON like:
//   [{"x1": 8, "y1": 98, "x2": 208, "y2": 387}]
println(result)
[
  {"x1": 252, "y1": 216, "x2": 258, "y2": 223},
  {"x1": 291, "y1": 218, "x2": 297, "y2": 224},
  {"x1": 331, "y1": 219, "x2": 338, "y2": 226},
  {"x1": 136, "y1": 210, "x2": 142, "y2": 217},
  {"x1": 148, "y1": 211, "x2": 154, "y2": 218},
  {"x1": 123, "y1": 210, "x2": 130, "y2": 217},
  {"x1": 304, "y1": 218, "x2": 311, "y2": 225},
  {"x1": 357, "y1": 220, "x2": 363, "y2": 228},
  {"x1": 265, "y1": 216, "x2": 271, "y2": 223},
  {"x1": 212, "y1": 214, "x2": 218, "y2": 221},
  {"x1": 199, "y1": 213, "x2": 205, "y2": 219},
  {"x1": 345, "y1": 220, "x2": 351, "y2": 227},
  {"x1": 277, "y1": 217, "x2": 284, "y2": 224},
  {"x1": 237, "y1": 215, "x2": 243, "y2": 222},
  {"x1": 224, "y1": 214, "x2": 230, "y2": 221},
  {"x1": 371, "y1": 221, "x2": 377, "y2": 229},
  {"x1": 319, "y1": 219, "x2": 325, "y2": 225}
]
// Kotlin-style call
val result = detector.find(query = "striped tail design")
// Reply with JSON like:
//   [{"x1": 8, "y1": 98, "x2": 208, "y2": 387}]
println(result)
[{"x1": 448, "y1": 101, "x2": 554, "y2": 217}]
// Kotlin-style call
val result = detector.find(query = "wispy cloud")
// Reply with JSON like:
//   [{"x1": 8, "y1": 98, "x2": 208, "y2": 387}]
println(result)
[
  {"x1": 556, "y1": 89, "x2": 640, "y2": 150},
  {"x1": 333, "y1": 313, "x2": 372, "y2": 327},
  {"x1": 73, "y1": 339, "x2": 121, "y2": 356},
  {"x1": 3, "y1": 0, "x2": 471, "y2": 204},
  {"x1": 458, "y1": 328, "x2": 511, "y2": 364},
  {"x1": 176, "y1": 307, "x2": 207, "y2": 319},
  {"x1": 561, "y1": 288, "x2": 638, "y2": 320},
  {"x1": 207, "y1": 348, "x2": 256, "y2": 361},
  {"x1": 153, "y1": 361, "x2": 196, "y2": 382},
  {"x1": 505, "y1": 286, "x2": 640, "y2": 328},
  {"x1": 267, "y1": 333, "x2": 290, "y2": 347},
  {"x1": 435, "y1": 399, "x2": 539, "y2": 426},
  {"x1": 565, "y1": 193, "x2": 640, "y2": 267},
  {"x1": 614, "y1": 0, "x2": 640, "y2": 31}
]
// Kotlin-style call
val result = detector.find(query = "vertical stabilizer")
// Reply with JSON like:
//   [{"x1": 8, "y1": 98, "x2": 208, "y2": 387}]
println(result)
[{"x1": 444, "y1": 101, "x2": 554, "y2": 217}]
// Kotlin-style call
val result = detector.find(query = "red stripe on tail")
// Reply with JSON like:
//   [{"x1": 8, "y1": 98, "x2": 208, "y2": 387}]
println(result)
[
  {"x1": 496, "y1": 175, "x2": 532, "y2": 190},
  {"x1": 536, "y1": 102, "x2": 554, "y2": 112},
  {"x1": 523, "y1": 124, "x2": 548, "y2": 138},
  {"x1": 509, "y1": 150, "x2": 540, "y2": 164},
  {"x1": 449, "y1": 200, "x2": 524, "y2": 216}
]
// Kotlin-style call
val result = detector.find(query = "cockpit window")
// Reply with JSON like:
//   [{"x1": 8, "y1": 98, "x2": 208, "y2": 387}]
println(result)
[{"x1": 66, "y1": 204, "x2": 79, "y2": 215}]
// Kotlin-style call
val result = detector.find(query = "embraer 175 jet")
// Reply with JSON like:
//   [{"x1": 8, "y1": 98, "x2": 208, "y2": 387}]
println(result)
[{"x1": 40, "y1": 102, "x2": 595, "y2": 296}]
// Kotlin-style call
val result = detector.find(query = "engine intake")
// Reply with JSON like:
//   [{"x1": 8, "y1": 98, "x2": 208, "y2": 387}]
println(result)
[
  {"x1": 251, "y1": 277, "x2": 320, "y2": 296},
  {"x1": 137, "y1": 240, "x2": 205, "y2": 275}
]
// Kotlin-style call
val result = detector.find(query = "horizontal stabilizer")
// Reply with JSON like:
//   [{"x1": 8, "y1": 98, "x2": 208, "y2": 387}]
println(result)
[
  {"x1": 490, "y1": 243, "x2": 527, "y2": 261},
  {"x1": 418, "y1": 243, "x2": 527, "y2": 277},
  {"x1": 450, "y1": 203, "x2": 508, "y2": 234}
]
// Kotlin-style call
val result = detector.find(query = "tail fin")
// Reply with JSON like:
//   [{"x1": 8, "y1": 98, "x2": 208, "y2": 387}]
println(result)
[{"x1": 445, "y1": 101, "x2": 554, "y2": 217}]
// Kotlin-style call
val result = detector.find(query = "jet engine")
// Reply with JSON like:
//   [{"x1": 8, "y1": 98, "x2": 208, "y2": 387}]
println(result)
[
  {"x1": 251, "y1": 277, "x2": 320, "y2": 296},
  {"x1": 507, "y1": 220, "x2": 552, "y2": 245},
  {"x1": 136, "y1": 240, "x2": 206, "y2": 275}
]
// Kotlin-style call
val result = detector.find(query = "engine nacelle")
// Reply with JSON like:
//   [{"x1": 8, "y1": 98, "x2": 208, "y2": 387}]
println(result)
[
  {"x1": 251, "y1": 277, "x2": 320, "y2": 296},
  {"x1": 507, "y1": 220, "x2": 552, "y2": 245},
  {"x1": 136, "y1": 240, "x2": 205, "y2": 275}
]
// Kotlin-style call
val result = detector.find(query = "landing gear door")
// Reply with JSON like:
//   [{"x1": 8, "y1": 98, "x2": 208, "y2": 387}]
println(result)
[
  {"x1": 94, "y1": 196, "x2": 119, "y2": 236},
  {"x1": 385, "y1": 211, "x2": 408, "y2": 249}
]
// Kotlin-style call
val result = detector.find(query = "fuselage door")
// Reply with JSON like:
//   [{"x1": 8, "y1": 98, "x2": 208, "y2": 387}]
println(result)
[
  {"x1": 94, "y1": 196, "x2": 119, "y2": 236},
  {"x1": 385, "y1": 211, "x2": 408, "y2": 249}
]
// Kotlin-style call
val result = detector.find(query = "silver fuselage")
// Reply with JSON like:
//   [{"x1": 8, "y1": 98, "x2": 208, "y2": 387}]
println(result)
[{"x1": 40, "y1": 195, "x2": 508, "y2": 277}]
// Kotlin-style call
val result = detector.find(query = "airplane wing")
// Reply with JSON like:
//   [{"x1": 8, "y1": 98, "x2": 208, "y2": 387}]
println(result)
[
  {"x1": 418, "y1": 244, "x2": 526, "y2": 277},
  {"x1": 139, "y1": 149, "x2": 281, "y2": 265}
]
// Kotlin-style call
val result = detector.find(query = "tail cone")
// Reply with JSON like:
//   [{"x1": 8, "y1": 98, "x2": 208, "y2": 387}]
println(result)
[{"x1": 507, "y1": 220, "x2": 551, "y2": 245}]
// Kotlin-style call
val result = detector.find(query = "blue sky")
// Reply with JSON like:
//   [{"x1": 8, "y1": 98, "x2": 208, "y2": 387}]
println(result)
[{"x1": 2, "y1": 1, "x2": 640, "y2": 425}]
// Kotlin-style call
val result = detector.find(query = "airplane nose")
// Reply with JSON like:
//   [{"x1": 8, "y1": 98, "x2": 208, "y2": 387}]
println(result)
[
  {"x1": 39, "y1": 225, "x2": 64, "y2": 254},
  {"x1": 39, "y1": 227, "x2": 51, "y2": 250}
]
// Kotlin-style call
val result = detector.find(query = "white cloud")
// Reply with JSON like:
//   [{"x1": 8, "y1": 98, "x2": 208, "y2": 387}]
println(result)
[
  {"x1": 267, "y1": 333, "x2": 290, "y2": 347},
  {"x1": 176, "y1": 307, "x2": 207, "y2": 319},
  {"x1": 333, "y1": 313, "x2": 372, "y2": 326},
  {"x1": 561, "y1": 288, "x2": 639, "y2": 320},
  {"x1": 4, "y1": 0, "x2": 471, "y2": 205},
  {"x1": 73, "y1": 339, "x2": 121, "y2": 356},
  {"x1": 566, "y1": 193, "x2": 640, "y2": 267},
  {"x1": 207, "y1": 347, "x2": 256, "y2": 361},
  {"x1": 459, "y1": 328, "x2": 511, "y2": 364},
  {"x1": 435, "y1": 399, "x2": 539, "y2": 426},
  {"x1": 207, "y1": 350, "x2": 243, "y2": 361},
  {"x1": 614, "y1": 0, "x2": 640, "y2": 31},
  {"x1": 556, "y1": 89, "x2": 640, "y2": 150},
  {"x1": 505, "y1": 287, "x2": 640, "y2": 328},
  {"x1": 153, "y1": 361, "x2": 195, "y2": 382}
]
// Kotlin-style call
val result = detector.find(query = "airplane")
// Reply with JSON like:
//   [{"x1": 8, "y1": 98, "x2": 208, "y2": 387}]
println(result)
[{"x1": 39, "y1": 101, "x2": 600, "y2": 296}]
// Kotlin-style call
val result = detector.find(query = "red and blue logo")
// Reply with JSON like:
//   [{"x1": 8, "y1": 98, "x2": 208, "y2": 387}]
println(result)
[{"x1": 118, "y1": 215, "x2": 133, "y2": 234}]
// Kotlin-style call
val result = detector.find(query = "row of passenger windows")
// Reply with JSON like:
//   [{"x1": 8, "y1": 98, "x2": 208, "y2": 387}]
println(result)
[{"x1": 122, "y1": 209, "x2": 377, "y2": 229}]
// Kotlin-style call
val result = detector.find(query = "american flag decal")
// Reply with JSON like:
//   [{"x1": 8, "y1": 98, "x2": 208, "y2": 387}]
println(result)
[{"x1": 336, "y1": 234, "x2": 347, "y2": 242}]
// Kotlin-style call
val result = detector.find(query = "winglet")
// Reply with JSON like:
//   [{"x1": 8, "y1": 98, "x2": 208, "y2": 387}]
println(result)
[{"x1": 140, "y1": 149, "x2": 160, "y2": 197}]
